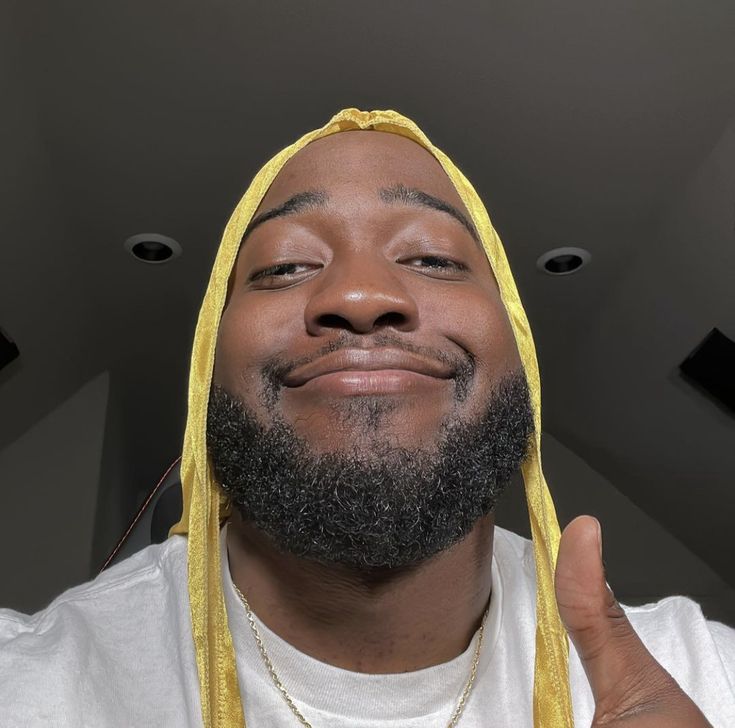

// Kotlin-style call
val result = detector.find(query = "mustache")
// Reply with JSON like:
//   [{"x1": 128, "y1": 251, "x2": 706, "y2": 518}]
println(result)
[{"x1": 261, "y1": 332, "x2": 476, "y2": 400}]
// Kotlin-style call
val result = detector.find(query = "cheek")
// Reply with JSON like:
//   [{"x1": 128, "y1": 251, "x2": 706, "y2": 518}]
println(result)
[
  {"x1": 476, "y1": 296, "x2": 521, "y2": 372},
  {"x1": 423, "y1": 286, "x2": 521, "y2": 381},
  {"x1": 213, "y1": 295, "x2": 303, "y2": 397}
]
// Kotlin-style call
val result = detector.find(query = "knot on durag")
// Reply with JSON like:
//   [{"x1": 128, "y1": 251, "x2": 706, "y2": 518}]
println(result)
[{"x1": 169, "y1": 108, "x2": 573, "y2": 728}]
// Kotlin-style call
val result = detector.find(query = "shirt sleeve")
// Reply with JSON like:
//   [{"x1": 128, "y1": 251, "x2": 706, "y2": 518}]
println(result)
[
  {"x1": 709, "y1": 620, "x2": 735, "y2": 693},
  {"x1": 623, "y1": 596, "x2": 735, "y2": 728}
]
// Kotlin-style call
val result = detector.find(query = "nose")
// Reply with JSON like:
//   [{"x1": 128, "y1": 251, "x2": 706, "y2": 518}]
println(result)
[{"x1": 304, "y1": 255, "x2": 420, "y2": 336}]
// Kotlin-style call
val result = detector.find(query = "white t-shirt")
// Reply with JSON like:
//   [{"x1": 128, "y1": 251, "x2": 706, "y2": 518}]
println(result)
[{"x1": 1, "y1": 524, "x2": 734, "y2": 727}]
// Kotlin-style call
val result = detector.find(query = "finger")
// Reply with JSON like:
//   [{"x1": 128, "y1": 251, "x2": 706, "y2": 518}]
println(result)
[{"x1": 554, "y1": 516, "x2": 664, "y2": 708}]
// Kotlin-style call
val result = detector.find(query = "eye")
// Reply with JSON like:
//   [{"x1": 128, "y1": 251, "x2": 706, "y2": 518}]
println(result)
[
  {"x1": 248, "y1": 262, "x2": 319, "y2": 287},
  {"x1": 403, "y1": 255, "x2": 469, "y2": 276}
]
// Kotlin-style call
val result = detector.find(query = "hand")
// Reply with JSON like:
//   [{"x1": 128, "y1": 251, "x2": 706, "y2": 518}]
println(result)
[{"x1": 554, "y1": 516, "x2": 713, "y2": 727}]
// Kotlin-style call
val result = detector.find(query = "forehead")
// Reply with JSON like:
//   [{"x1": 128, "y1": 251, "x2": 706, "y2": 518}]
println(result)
[{"x1": 255, "y1": 130, "x2": 471, "y2": 216}]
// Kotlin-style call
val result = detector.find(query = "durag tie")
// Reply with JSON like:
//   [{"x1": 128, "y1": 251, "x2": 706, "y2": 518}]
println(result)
[{"x1": 169, "y1": 108, "x2": 574, "y2": 728}]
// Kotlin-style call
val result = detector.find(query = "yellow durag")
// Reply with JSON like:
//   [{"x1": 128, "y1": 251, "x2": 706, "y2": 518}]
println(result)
[{"x1": 169, "y1": 108, "x2": 573, "y2": 728}]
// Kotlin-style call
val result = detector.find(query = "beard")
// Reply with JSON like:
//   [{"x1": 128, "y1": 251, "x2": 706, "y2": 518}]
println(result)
[{"x1": 207, "y1": 371, "x2": 534, "y2": 571}]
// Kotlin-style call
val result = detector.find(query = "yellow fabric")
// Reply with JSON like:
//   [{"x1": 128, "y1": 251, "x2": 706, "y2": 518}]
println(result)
[{"x1": 169, "y1": 108, "x2": 573, "y2": 728}]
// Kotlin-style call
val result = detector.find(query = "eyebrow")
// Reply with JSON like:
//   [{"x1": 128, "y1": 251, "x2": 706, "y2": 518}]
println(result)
[
  {"x1": 379, "y1": 184, "x2": 479, "y2": 243},
  {"x1": 240, "y1": 184, "x2": 480, "y2": 245},
  {"x1": 242, "y1": 190, "x2": 329, "y2": 242}
]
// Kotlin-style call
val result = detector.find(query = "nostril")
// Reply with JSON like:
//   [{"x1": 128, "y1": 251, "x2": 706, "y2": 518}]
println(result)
[
  {"x1": 374, "y1": 312, "x2": 407, "y2": 329},
  {"x1": 316, "y1": 313, "x2": 352, "y2": 330}
]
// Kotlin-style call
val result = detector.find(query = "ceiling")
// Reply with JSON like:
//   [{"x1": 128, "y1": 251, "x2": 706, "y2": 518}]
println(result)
[{"x1": 1, "y1": 0, "x2": 734, "y2": 582}]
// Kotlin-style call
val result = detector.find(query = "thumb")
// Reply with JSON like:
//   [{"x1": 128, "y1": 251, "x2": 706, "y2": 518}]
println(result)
[{"x1": 554, "y1": 516, "x2": 663, "y2": 709}]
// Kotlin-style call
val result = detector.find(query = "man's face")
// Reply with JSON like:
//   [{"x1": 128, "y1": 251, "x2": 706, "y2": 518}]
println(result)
[
  {"x1": 208, "y1": 131, "x2": 532, "y2": 569},
  {"x1": 214, "y1": 131, "x2": 522, "y2": 452}
]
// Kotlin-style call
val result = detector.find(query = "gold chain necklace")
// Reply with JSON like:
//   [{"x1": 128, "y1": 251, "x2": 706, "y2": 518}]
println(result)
[{"x1": 232, "y1": 582, "x2": 489, "y2": 728}]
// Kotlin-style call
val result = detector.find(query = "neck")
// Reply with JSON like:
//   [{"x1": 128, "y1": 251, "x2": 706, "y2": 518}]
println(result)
[{"x1": 225, "y1": 511, "x2": 494, "y2": 674}]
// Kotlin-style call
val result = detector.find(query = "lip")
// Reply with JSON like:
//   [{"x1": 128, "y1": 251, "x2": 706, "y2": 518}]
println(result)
[{"x1": 283, "y1": 348, "x2": 455, "y2": 388}]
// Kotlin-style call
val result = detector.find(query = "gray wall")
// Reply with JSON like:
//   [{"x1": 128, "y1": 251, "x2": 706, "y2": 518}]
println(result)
[
  {"x1": 497, "y1": 432, "x2": 735, "y2": 625},
  {"x1": 541, "y1": 114, "x2": 735, "y2": 587},
  {"x1": 0, "y1": 372, "x2": 108, "y2": 613}
]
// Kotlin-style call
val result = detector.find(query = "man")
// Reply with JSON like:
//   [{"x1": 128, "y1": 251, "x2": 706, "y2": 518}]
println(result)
[{"x1": 1, "y1": 109, "x2": 733, "y2": 727}]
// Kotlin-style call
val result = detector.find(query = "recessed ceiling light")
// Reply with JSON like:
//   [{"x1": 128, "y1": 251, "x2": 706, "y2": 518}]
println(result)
[
  {"x1": 124, "y1": 233, "x2": 182, "y2": 264},
  {"x1": 536, "y1": 246, "x2": 591, "y2": 276}
]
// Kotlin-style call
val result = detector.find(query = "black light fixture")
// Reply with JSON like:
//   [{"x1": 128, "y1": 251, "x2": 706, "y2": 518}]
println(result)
[
  {"x1": 0, "y1": 327, "x2": 19, "y2": 372},
  {"x1": 536, "y1": 247, "x2": 591, "y2": 276},
  {"x1": 124, "y1": 233, "x2": 182, "y2": 265},
  {"x1": 680, "y1": 328, "x2": 735, "y2": 413}
]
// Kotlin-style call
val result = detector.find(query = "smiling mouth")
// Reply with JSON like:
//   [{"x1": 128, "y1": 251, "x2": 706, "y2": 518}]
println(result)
[{"x1": 282, "y1": 347, "x2": 455, "y2": 394}]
